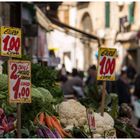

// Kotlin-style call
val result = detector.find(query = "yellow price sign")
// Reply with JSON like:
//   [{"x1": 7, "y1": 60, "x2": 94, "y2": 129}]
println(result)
[
  {"x1": 97, "y1": 48, "x2": 117, "y2": 81},
  {"x1": 0, "y1": 26, "x2": 22, "y2": 58}
]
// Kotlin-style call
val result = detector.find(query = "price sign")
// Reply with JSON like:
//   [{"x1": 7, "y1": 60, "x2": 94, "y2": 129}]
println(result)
[
  {"x1": 97, "y1": 48, "x2": 117, "y2": 81},
  {"x1": 104, "y1": 129, "x2": 116, "y2": 138},
  {"x1": 87, "y1": 109, "x2": 96, "y2": 132},
  {"x1": 8, "y1": 60, "x2": 31, "y2": 103},
  {"x1": 0, "y1": 26, "x2": 21, "y2": 58}
]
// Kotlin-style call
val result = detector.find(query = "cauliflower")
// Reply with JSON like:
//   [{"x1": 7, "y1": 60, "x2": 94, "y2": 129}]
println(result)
[
  {"x1": 58, "y1": 99, "x2": 87, "y2": 127},
  {"x1": 94, "y1": 112, "x2": 114, "y2": 135},
  {"x1": 58, "y1": 100, "x2": 114, "y2": 136},
  {"x1": 103, "y1": 112, "x2": 114, "y2": 127}
]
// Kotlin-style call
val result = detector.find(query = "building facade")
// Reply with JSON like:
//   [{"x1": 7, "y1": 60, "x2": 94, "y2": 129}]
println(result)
[{"x1": 53, "y1": 2, "x2": 140, "y2": 73}]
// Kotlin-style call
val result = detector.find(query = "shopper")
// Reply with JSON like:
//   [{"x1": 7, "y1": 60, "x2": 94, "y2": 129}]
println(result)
[
  {"x1": 134, "y1": 74, "x2": 140, "y2": 128},
  {"x1": 116, "y1": 66, "x2": 131, "y2": 106},
  {"x1": 59, "y1": 64, "x2": 68, "y2": 83},
  {"x1": 85, "y1": 65, "x2": 97, "y2": 86},
  {"x1": 61, "y1": 68, "x2": 84, "y2": 99}
]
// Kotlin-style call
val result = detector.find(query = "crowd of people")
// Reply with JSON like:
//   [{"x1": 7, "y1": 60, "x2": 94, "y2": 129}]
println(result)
[{"x1": 58, "y1": 63, "x2": 140, "y2": 128}]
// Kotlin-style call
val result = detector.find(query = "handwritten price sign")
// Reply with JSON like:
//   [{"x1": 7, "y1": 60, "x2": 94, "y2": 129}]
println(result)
[
  {"x1": 97, "y1": 48, "x2": 117, "y2": 81},
  {"x1": 87, "y1": 109, "x2": 96, "y2": 132},
  {"x1": 0, "y1": 26, "x2": 21, "y2": 58},
  {"x1": 8, "y1": 60, "x2": 31, "y2": 103}
]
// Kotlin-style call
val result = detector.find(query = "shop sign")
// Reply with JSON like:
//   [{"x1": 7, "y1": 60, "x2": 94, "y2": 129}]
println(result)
[
  {"x1": 97, "y1": 48, "x2": 117, "y2": 81},
  {"x1": 8, "y1": 60, "x2": 31, "y2": 103},
  {"x1": 0, "y1": 26, "x2": 21, "y2": 58}
]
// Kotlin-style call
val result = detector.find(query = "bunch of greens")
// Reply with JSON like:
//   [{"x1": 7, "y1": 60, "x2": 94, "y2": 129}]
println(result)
[
  {"x1": 31, "y1": 63, "x2": 63, "y2": 103},
  {"x1": 0, "y1": 74, "x2": 17, "y2": 115},
  {"x1": 79, "y1": 84, "x2": 111, "y2": 112}
]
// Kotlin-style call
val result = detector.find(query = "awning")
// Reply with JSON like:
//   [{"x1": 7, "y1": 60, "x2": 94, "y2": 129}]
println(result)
[
  {"x1": 116, "y1": 31, "x2": 138, "y2": 42},
  {"x1": 47, "y1": 16, "x2": 99, "y2": 41},
  {"x1": 35, "y1": 6, "x2": 53, "y2": 31},
  {"x1": 35, "y1": 7, "x2": 100, "y2": 46}
]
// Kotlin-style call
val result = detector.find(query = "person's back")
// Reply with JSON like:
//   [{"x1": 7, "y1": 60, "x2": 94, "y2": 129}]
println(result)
[
  {"x1": 62, "y1": 68, "x2": 83, "y2": 96},
  {"x1": 116, "y1": 78, "x2": 130, "y2": 105},
  {"x1": 116, "y1": 68, "x2": 131, "y2": 105},
  {"x1": 85, "y1": 65, "x2": 97, "y2": 86}
]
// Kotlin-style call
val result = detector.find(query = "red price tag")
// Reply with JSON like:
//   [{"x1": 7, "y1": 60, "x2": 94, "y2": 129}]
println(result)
[
  {"x1": 97, "y1": 48, "x2": 117, "y2": 81},
  {"x1": 0, "y1": 26, "x2": 21, "y2": 58},
  {"x1": 8, "y1": 60, "x2": 31, "y2": 103}
]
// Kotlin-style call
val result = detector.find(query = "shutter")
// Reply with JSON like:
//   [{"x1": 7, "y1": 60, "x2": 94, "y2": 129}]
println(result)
[
  {"x1": 128, "y1": 2, "x2": 135, "y2": 24},
  {"x1": 105, "y1": 2, "x2": 110, "y2": 28}
]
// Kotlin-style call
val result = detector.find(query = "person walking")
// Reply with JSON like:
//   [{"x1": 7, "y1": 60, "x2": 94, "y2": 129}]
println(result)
[
  {"x1": 116, "y1": 66, "x2": 131, "y2": 106},
  {"x1": 61, "y1": 68, "x2": 84, "y2": 99},
  {"x1": 85, "y1": 65, "x2": 97, "y2": 86}
]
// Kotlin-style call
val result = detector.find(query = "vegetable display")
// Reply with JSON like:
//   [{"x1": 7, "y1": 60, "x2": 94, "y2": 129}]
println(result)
[{"x1": 1, "y1": 62, "x2": 139, "y2": 138}]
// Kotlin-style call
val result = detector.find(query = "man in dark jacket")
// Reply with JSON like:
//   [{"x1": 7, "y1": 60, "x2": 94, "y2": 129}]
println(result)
[{"x1": 116, "y1": 67, "x2": 131, "y2": 106}]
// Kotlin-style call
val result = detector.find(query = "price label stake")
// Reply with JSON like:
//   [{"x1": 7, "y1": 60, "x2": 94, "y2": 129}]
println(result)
[
  {"x1": 86, "y1": 108, "x2": 96, "y2": 138},
  {"x1": 8, "y1": 60, "x2": 31, "y2": 103},
  {"x1": 0, "y1": 26, "x2": 21, "y2": 58},
  {"x1": 97, "y1": 48, "x2": 117, "y2": 116}
]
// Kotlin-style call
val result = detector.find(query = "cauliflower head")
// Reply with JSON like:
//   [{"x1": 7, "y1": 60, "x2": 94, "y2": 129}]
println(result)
[
  {"x1": 58, "y1": 99, "x2": 87, "y2": 127},
  {"x1": 94, "y1": 112, "x2": 114, "y2": 135}
]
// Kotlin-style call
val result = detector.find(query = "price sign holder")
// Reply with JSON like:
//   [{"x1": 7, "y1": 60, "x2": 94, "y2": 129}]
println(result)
[
  {"x1": 17, "y1": 103, "x2": 21, "y2": 137},
  {"x1": 8, "y1": 59, "x2": 31, "y2": 138},
  {"x1": 86, "y1": 108, "x2": 96, "y2": 138},
  {"x1": 97, "y1": 48, "x2": 117, "y2": 116},
  {"x1": 9, "y1": 58, "x2": 22, "y2": 138},
  {"x1": 100, "y1": 81, "x2": 106, "y2": 116},
  {"x1": 0, "y1": 26, "x2": 31, "y2": 138}
]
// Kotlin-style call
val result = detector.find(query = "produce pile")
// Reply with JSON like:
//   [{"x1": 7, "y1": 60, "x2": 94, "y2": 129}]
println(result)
[
  {"x1": 34, "y1": 112, "x2": 71, "y2": 138},
  {"x1": 0, "y1": 108, "x2": 16, "y2": 138},
  {"x1": 1, "y1": 61, "x2": 140, "y2": 138},
  {"x1": 58, "y1": 99, "x2": 115, "y2": 138}
]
